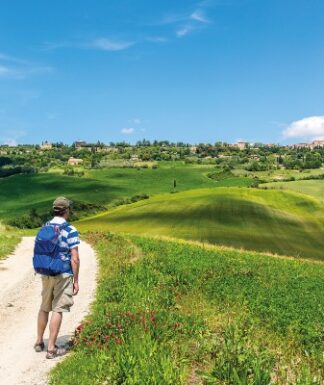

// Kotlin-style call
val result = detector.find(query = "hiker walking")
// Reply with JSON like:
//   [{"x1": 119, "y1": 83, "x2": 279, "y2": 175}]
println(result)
[{"x1": 33, "y1": 197, "x2": 80, "y2": 359}]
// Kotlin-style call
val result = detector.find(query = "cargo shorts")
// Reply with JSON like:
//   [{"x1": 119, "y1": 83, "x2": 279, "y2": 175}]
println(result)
[{"x1": 40, "y1": 275, "x2": 74, "y2": 313}]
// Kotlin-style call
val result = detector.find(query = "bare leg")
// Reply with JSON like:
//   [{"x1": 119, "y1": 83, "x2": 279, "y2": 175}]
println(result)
[
  {"x1": 36, "y1": 309, "x2": 49, "y2": 344},
  {"x1": 48, "y1": 311, "x2": 63, "y2": 351}
]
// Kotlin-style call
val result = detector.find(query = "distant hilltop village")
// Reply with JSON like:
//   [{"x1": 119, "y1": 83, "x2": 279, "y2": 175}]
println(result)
[
  {"x1": 36, "y1": 139, "x2": 324, "y2": 152},
  {"x1": 1, "y1": 137, "x2": 322, "y2": 176}
]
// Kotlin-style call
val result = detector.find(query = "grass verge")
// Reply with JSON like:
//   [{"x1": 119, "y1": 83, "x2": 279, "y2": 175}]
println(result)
[
  {"x1": 0, "y1": 224, "x2": 21, "y2": 259},
  {"x1": 49, "y1": 233, "x2": 324, "y2": 385}
]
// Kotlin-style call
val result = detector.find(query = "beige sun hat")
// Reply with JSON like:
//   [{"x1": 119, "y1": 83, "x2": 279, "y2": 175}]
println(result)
[{"x1": 52, "y1": 196, "x2": 72, "y2": 211}]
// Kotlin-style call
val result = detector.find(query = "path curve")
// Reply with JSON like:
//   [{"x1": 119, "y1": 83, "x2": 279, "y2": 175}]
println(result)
[{"x1": 0, "y1": 236, "x2": 97, "y2": 385}]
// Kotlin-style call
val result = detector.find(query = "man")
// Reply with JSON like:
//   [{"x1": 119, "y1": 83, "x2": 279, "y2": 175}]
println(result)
[{"x1": 34, "y1": 196, "x2": 80, "y2": 359}]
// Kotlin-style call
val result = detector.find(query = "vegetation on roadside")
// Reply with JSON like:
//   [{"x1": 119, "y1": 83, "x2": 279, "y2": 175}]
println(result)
[
  {"x1": 49, "y1": 233, "x2": 324, "y2": 385},
  {"x1": 0, "y1": 225, "x2": 21, "y2": 259}
]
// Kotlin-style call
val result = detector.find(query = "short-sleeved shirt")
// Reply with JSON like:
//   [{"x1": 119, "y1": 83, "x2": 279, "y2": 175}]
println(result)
[{"x1": 48, "y1": 216, "x2": 80, "y2": 277}]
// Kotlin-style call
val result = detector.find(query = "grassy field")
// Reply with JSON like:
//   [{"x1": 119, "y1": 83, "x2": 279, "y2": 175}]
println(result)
[
  {"x1": 234, "y1": 167, "x2": 324, "y2": 181},
  {"x1": 260, "y1": 180, "x2": 324, "y2": 203},
  {"x1": 0, "y1": 224, "x2": 21, "y2": 259},
  {"x1": 0, "y1": 165, "x2": 253, "y2": 221},
  {"x1": 49, "y1": 233, "x2": 324, "y2": 385},
  {"x1": 78, "y1": 187, "x2": 324, "y2": 260}
]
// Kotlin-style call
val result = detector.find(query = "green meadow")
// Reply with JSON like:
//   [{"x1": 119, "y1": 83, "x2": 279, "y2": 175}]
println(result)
[
  {"x1": 1, "y1": 163, "x2": 323, "y2": 384},
  {"x1": 50, "y1": 233, "x2": 324, "y2": 385},
  {"x1": 0, "y1": 164, "x2": 252, "y2": 220},
  {"x1": 261, "y1": 179, "x2": 324, "y2": 203},
  {"x1": 78, "y1": 187, "x2": 324, "y2": 260}
]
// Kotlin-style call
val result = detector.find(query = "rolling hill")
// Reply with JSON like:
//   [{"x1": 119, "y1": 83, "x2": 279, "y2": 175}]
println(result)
[
  {"x1": 78, "y1": 187, "x2": 324, "y2": 260},
  {"x1": 261, "y1": 179, "x2": 324, "y2": 203},
  {"x1": 0, "y1": 166, "x2": 252, "y2": 221}
]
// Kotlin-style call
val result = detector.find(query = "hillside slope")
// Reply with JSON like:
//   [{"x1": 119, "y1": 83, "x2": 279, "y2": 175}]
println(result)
[{"x1": 78, "y1": 187, "x2": 324, "y2": 260}]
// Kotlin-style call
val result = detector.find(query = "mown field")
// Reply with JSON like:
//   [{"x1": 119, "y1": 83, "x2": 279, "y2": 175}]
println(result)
[
  {"x1": 49, "y1": 233, "x2": 324, "y2": 385},
  {"x1": 261, "y1": 179, "x2": 324, "y2": 203},
  {"x1": 78, "y1": 187, "x2": 324, "y2": 260}
]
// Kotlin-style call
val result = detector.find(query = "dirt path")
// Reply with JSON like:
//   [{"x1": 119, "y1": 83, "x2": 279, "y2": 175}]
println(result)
[{"x1": 0, "y1": 236, "x2": 97, "y2": 385}]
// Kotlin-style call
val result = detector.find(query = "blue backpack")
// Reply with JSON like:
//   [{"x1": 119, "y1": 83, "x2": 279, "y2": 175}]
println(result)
[{"x1": 33, "y1": 222, "x2": 71, "y2": 276}]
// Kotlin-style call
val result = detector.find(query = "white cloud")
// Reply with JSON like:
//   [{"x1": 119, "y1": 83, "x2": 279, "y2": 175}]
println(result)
[
  {"x1": 0, "y1": 53, "x2": 30, "y2": 65},
  {"x1": 4, "y1": 139, "x2": 18, "y2": 146},
  {"x1": 41, "y1": 41, "x2": 70, "y2": 51},
  {"x1": 176, "y1": 25, "x2": 194, "y2": 37},
  {"x1": 128, "y1": 118, "x2": 141, "y2": 125},
  {"x1": 0, "y1": 129, "x2": 27, "y2": 146},
  {"x1": 190, "y1": 10, "x2": 209, "y2": 23},
  {"x1": 146, "y1": 36, "x2": 168, "y2": 43},
  {"x1": 0, "y1": 52, "x2": 53, "y2": 79},
  {"x1": 0, "y1": 65, "x2": 12, "y2": 77},
  {"x1": 121, "y1": 127, "x2": 135, "y2": 135},
  {"x1": 159, "y1": 14, "x2": 186, "y2": 25},
  {"x1": 283, "y1": 116, "x2": 324, "y2": 139},
  {"x1": 91, "y1": 38, "x2": 134, "y2": 51}
]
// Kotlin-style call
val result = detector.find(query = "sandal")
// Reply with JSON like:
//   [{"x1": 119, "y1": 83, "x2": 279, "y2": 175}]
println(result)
[
  {"x1": 34, "y1": 342, "x2": 45, "y2": 352},
  {"x1": 46, "y1": 346, "x2": 68, "y2": 359}
]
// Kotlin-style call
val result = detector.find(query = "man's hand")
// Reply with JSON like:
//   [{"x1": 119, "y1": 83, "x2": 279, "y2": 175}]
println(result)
[
  {"x1": 71, "y1": 247, "x2": 80, "y2": 296},
  {"x1": 73, "y1": 281, "x2": 79, "y2": 296}
]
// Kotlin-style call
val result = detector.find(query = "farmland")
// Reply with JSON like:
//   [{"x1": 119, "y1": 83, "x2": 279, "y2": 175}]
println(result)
[
  {"x1": 261, "y1": 179, "x2": 324, "y2": 203},
  {"x1": 0, "y1": 157, "x2": 323, "y2": 384},
  {"x1": 0, "y1": 164, "x2": 253, "y2": 221},
  {"x1": 78, "y1": 187, "x2": 324, "y2": 261},
  {"x1": 49, "y1": 233, "x2": 324, "y2": 385}
]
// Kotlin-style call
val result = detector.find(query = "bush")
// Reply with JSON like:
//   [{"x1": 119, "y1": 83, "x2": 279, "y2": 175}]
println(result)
[
  {"x1": 207, "y1": 169, "x2": 234, "y2": 181},
  {"x1": 7, "y1": 201, "x2": 107, "y2": 229},
  {"x1": 0, "y1": 165, "x2": 37, "y2": 178},
  {"x1": 110, "y1": 194, "x2": 150, "y2": 208}
]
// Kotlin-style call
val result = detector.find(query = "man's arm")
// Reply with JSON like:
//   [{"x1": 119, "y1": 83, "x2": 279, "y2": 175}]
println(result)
[{"x1": 71, "y1": 247, "x2": 80, "y2": 295}]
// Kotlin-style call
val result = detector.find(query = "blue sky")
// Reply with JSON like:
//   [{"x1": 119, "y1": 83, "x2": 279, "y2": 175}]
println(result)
[{"x1": 1, "y1": 0, "x2": 324, "y2": 145}]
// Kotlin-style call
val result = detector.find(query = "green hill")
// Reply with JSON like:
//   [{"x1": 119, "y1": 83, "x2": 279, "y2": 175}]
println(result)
[
  {"x1": 0, "y1": 166, "x2": 252, "y2": 221},
  {"x1": 261, "y1": 179, "x2": 324, "y2": 203},
  {"x1": 78, "y1": 187, "x2": 324, "y2": 260}
]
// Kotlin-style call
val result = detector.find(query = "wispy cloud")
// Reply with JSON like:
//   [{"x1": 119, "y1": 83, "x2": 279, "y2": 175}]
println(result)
[
  {"x1": 90, "y1": 38, "x2": 135, "y2": 51},
  {"x1": 41, "y1": 41, "x2": 71, "y2": 51},
  {"x1": 176, "y1": 25, "x2": 195, "y2": 37},
  {"x1": 282, "y1": 116, "x2": 324, "y2": 140},
  {"x1": 0, "y1": 53, "x2": 30, "y2": 65},
  {"x1": 0, "y1": 129, "x2": 27, "y2": 146},
  {"x1": 145, "y1": 36, "x2": 168, "y2": 43},
  {"x1": 160, "y1": 6, "x2": 212, "y2": 38},
  {"x1": 190, "y1": 10, "x2": 209, "y2": 23},
  {"x1": 121, "y1": 127, "x2": 135, "y2": 135},
  {"x1": 0, "y1": 65, "x2": 12, "y2": 77},
  {"x1": 159, "y1": 14, "x2": 187, "y2": 25},
  {"x1": 42, "y1": 38, "x2": 135, "y2": 52},
  {"x1": 0, "y1": 52, "x2": 53, "y2": 79},
  {"x1": 128, "y1": 118, "x2": 141, "y2": 125}
]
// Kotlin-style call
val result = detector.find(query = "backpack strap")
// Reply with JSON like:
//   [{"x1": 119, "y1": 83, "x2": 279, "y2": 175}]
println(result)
[{"x1": 42, "y1": 221, "x2": 70, "y2": 232}]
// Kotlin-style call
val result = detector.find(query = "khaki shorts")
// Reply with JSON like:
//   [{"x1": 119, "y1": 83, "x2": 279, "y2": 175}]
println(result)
[{"x1": 40, "y1": 276, "x2": 74, "y2": 313}]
